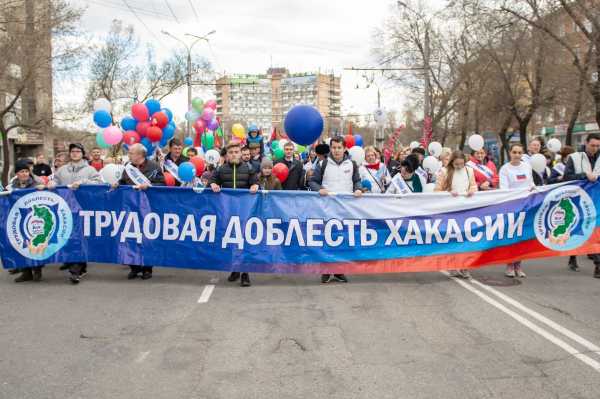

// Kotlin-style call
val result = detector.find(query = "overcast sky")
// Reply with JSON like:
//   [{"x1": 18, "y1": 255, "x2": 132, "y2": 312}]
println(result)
[{"x1": 67, "y1": 0, "x2": 436, "y2": 126}]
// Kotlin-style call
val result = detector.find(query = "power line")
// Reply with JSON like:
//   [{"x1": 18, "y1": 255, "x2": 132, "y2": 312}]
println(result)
[
  {"x1": 187, "y1": 0, "x2": 200, "y2": 23},
  {"x1": 121, "y1": 0, "x2": 168, "y2": 49},
  {"x1": 163, "y1": 0, "x2": 180, "y2": 24}
]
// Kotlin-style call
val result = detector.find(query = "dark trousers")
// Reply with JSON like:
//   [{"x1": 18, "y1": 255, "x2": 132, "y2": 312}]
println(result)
[
  {"x1": 65, "y1": 262, "x2": 86, "y2": 275},
  {"x1": 591, "y1": 254, "x2": 600, "y2": 266},
  {"x1": 129, "y1": 265, "x2": 152, "y2": 273}
]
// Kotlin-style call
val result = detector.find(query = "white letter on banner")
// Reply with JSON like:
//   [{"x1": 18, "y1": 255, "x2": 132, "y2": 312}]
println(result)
[
  {"x1": 110, "y1": 211, "x2": 126, "y2": 237},
  {"x1": 403, "y1": 219, "x2": 423, "y2": 245},
  {"x1": 324, "y1": 219, "x2": 344, "y2": 247},
  {"x1": 198, "y1": 215, "x2": 216, "y2": 243},
  {"x1": 266, "y1": 219, "x2": 285, "y2": 245},
  {"x1": 360, "y1": 220, "x2": 377, "y2": 246},
  {"x1": 96, "y1": 211, "x2": 111, "y2": 236},
  {"x1": 343, "y1": 220, "x2": 359, "y2": 247},
  {"x1": 385, "y1": 220, "x2": 404, "y2": 246},
  {"x1": 179, "y1": 215, "x2": 198, "y2": 241},
  {"x1": 306, "y1": 219, "x2": 324, "y2": 247},
  {"x1": 163, "y1": 214, "x2": 180, "y2": 240},
  {"x1": 424, "y1": 219, "x2": 444, "y2": 244},
  {"x1": 464, "y1": 217, "x2": 484, "y2": 242},
  {"x1": 285, "y1": 219, "x2": 305, "y2": 246},
  {"x1": 79, "y1": 211, "x2": 94, "y2": 236},
  {"x1": 222, "y1": 216, "x2": 244, "y2": 249},
  {"x1": 245, "y1": 217, "x2": 264, "y2": 245},
  {"x1": 444, "y1": 219, "x2": 464, "y2": 243},
  {"x1": 507, "y1": 212, "x2": 526, "y2": 238},
  {"x1": 143, "y1": 213, "x2": 161, "y2": 240},
  {"x1": 485, "y1": 214, "x2": 505, "y2": 240},
  {"x1": 120, "y1": 212, "x2": 142, "y2": 243}
]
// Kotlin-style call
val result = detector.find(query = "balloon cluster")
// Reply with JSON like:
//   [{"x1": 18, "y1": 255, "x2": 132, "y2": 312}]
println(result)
[{"x1": 185, "y1": 98, "x2": 221, "y2": 150}]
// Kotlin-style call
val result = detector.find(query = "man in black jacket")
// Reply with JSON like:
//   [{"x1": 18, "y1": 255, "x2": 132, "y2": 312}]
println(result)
[
  {"x1": 275, "y1": 141, "x2": 305, "y2": 190},
  {"x1": 210, "y1": 141, "x2": 259, "y2": 287}
]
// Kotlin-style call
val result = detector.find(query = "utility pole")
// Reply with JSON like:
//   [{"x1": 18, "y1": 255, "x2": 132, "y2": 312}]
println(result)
[
  {"x1": 423, "y1": 26, "x2": 431, "y2": 120},
  {"x1": 161, "y1": 29, "x2": 215, "y2": 136}
]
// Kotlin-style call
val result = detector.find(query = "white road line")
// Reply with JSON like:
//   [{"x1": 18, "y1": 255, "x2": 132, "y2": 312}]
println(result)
[
  {"x1": 469, "y1": 278, "x2": 600, "y2": 354},
  {"x1": 135, "y1": 351, "x2": 150, "y2": 363},
  {"x1": 198, "y1": 284, "x2": 215, "y2": 304},
  {"x1": 441, "y1": 272, "x2": 600, "y2": 373}
]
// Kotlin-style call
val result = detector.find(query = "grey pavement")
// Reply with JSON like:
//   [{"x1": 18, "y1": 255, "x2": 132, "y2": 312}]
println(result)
[{"x1": 1, "y1": 256, "x2": 599, "y2": 399}]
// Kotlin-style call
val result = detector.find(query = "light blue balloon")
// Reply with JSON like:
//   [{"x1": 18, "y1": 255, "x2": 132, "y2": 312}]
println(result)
[
  {"x1": 178, "y1": 162, "x2": 196, "y2": 182},
  {"x1": 183, "y1": 136, "x2": 194, "y2": 147},
  {"x1": 93, "y1": 110, "x2": 112, "y2": 128},
  {"x1": 145, "y1": 99, "x2": 161, "y2": 116},
  {"x1": 120, "y1": 116, "x2": 137, "y2": 131}
]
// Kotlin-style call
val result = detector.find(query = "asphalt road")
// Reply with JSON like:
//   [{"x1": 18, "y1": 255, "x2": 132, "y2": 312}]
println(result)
[{"x1": 1, "y1": 257, "x2": 600, "y2": 399}]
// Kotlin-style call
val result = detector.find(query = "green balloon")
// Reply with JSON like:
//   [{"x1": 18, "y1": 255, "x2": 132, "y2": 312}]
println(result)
[
  {"x1": 96, "y1": 132, "x2": 111, "y2": 149},
  {"x1": 192, "y1": 97, "x2": 204, "y2": 113},
  {"x1": 273, "y1": 147, "x2": 284, "y2": 159},
  {"x1": 296, "y1": 144, "x2": 306, "y2": 153},
  {"x1": 271, "y1": 140, "x2": 280, "y2": 150},
  {"x1": 202, "y1": 132, "x2": 215, "y2": 150}
]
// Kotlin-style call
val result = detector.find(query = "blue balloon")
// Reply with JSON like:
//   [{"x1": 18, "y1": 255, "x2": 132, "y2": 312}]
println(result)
[
  {"x1": 162, "y1": 124, "x2": 176, "y2": 141},
  {"x1": 178, "y1": 162, "x2": 196, "y2": 182},
  {"x1": 93, "y1": 110, "x2": 112, "y2": 128},
  {"x1": 361, "y1": 179, "x2": 372, "y2": 191},
  {"x1": 159, "y1": 138, "x2": 169, "y2": 148},
  {"x1": 140, "y1": 137, "x2": 153, "y2": 154},
  {"x1": 183, "y1": 136, "x2": 194, "y2": 147},
  {"x1": 145, "y1": 99, "x2": 161, "y2": 116},
  {"x1": 355, "y1": 134, "x2": 364, "y2": 147},
  {"x1": 284, "y1": 105, "x2": 324, "y2": 146},
  {"x1": 162, "y1": 108, "x2": 173, "y2": 122},
  {"x1": 121, "y1": 116, "x2": 137, "y2": 131}
]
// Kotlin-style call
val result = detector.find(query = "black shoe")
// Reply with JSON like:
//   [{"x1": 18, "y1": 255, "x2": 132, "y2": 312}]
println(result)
[
  {"x1": 15, "y1": 269, "x2": 33, "y2": 283},
  {"x1": 333, "y1": 274, "x2": 348, "y2": 283},
  {"x1": 588, "y1": 254, "x2": 595, "y2": 260},
  {"x1": 59, "y1": 264, "x2": 70, "y2": 271},
  {"x1": 69, "y1": 273, "x2": 80, "y2": 285},
  {"x1": 321, "y1": 274, "x2": 332, "y2": 284},
  {"x1": 127, "y1": 271, "x2": 139, "y2": 280},
  {"x1": 595, "y1": 266, "x2": 600, "y2": 279},
  {"x1": 141, "y1": 271, "x2": 152, "y2": 280},
  {"x1": 240, "y1": 273, "x2": 251, "y2": 287},
  {"x1": 32, "y1": 267, "x2": 42, "y2": 282},
  {"x1": 79, "y1": 266, "x2": 87, "y2": 278},
  {"x1": 8, "y1": 268, "x2": 20, "y2": 275},
  {"x1": 228, "y1": 272, "x2": 240, "y2": 282},
  {"x1": 568, "y1": 259, "x2": 580, "y2": 272}
]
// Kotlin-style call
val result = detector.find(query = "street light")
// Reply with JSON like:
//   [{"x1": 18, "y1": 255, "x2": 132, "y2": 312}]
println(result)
[{"x1": 161, "y1": 29, "x2": 216, "y2": 136}]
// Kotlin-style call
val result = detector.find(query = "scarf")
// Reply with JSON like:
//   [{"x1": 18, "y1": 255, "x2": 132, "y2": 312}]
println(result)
[{"x1": 365, "y1": 162, "x2": 380, "y2": 170}]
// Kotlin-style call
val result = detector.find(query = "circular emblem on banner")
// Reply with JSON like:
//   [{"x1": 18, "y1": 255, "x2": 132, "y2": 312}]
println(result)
[
  {"x1": 6, "y1": 191, "x2": 73, "y2": 260},
  {"x1": 534, "y1": 185, "x2": 596, "y2": 251}
]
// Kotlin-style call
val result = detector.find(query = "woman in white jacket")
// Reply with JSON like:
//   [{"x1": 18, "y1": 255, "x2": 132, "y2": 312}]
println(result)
[{"x1": 359, "y1": 146, "x2": 391, "y2": 193}]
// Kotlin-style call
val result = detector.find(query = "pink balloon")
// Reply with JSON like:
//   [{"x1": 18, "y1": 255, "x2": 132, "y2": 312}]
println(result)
[
  {"x1": 123, "y1": 130, "x2": 141, "y2": 145},
  {"x1": 194, "y1": 119, "x2": 206, "y2": 133},
  {"x1": 201, "y1": 108, "x2": 215, "y2": 122},
  {"x1": 205, "y1": 99, "x2": 217, "y2": 110},
  {"x1": 131, "y1": 103, "x2": 149, "y2": 122},
  {"x1": 103, "y1": 126, "x2": 123, "y2": 145}
]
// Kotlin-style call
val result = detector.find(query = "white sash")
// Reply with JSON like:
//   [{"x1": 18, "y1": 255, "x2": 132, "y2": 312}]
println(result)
[
  {"x1": 163, "y1": 160, "x2": 184, "y2": 183},
  {"x1": 391, "y1": 175, "x2": 412, "y2": 195},
  {"x1": 125, "y1": 163, "x2": 151, "y2": 186},
  {"x1": 553, "y1": 163, "x2": 565, "y2": 176},
  {"x1": 467, "y1": 160, "x2": 494, "y2": 182},
  {"x1": 415, "y1": 167, "x2": 428, "y2": 182}
]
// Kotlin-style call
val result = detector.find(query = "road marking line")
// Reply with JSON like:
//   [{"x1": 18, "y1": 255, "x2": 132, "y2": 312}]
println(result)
[
  {"x1": 198, "y1": 284, "x2": 215, "y2": 303},
  {"x1": 469, "y1": 278, "x2": 600, "y2": 354},
  {"x1": 135, "y1": 351, "x2": 150, "y2": 363},
  {"x1": 441, "y1": 271, "x2": 600, "y2": 373}
]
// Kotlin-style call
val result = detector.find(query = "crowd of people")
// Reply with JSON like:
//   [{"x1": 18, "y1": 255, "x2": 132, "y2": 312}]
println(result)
[{"x1": 3, "y1": 129, "x2": 600, "y2": 287}]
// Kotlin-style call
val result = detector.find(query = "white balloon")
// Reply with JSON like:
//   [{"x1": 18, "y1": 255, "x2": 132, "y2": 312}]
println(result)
[
  {"x1": 99, "y1": 164, "x2": 122, "y2": 185},
  {"x1": 195, "y1": 147, "x2": 205, "y2": 158},
  {"x1": 205, "y1": 149, "x2": 221, "y2": 166},
  {"x1": 348, "y1": 146, "x2": 365, "y2": 165},
  {"x1": 547, "y1": 138, "x2": 562, "y2": 153},
  {"x1": 409, "y1": 141, "x2": 420, "y2": 150},
  {"x1": 468, "y1": 134, "x2": 485, "y2": 151},
  {"x1": 93, "y1": 98, "x2": 111, "y2": 113},
  {"x1": 423, "y1": 156, "x2": 441, "y2": 174},
  {"x1": 428, "y1": 141, "x2": 443, "y2": 158},
  {"x1": 530, "y1": 153, "x2": 547, "y2": 174}
]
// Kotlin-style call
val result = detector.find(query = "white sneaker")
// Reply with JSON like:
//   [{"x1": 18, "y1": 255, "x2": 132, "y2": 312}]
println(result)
[
  {"x1": 460, "y1": 270, "x2": 472, "y2": 279},
  {"x1": 449, "y1": 270, "x2": 461, "y2": 277},
  {"x1": 516, "y1": 268, "x2": 527, "y2": 278},
  {"x1": 505, "y1": 268, "x2": 516, "y2": 278}
]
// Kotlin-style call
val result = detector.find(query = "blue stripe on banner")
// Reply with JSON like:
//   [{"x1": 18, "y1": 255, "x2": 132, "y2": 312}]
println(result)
[{"x1": 0, "y1": 181, "x2": 598, "y2": 272}]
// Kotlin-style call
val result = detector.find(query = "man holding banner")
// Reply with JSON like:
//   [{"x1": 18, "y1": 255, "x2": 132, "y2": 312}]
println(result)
[
  {"x1": 563, "y1": 133, "x2": 600, "y2": 279},
  {"x1": 114, "y1": 143, "x2": 165, "y2": 280}
]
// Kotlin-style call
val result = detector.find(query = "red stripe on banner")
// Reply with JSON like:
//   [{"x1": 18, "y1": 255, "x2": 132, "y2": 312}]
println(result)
[{"x1": 270, "y1": 229, "x2": 600, "y2": 275}]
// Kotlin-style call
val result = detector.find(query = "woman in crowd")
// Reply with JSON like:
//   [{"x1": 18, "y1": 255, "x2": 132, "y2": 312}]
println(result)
[
  {"x1": 499, "y1": 144, "x2": 535, "y2": 278},
  {"x1": 468, "y1": 148, "x2": 499, "y2": 191},
  {"x1": 360, "y1": 146, "x2": 391, "y2": 193},
  {"x1": 435, "y1": 150, "x2": 477, "y2": 279},
  {"x1": 258, "y1": 159, "x2": 282, "y2": 190},
  {"x1": 386, "y1": 154, "x2": 423, "y2": 194}
]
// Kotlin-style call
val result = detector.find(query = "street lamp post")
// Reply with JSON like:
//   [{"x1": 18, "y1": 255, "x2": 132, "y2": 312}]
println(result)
[{"x1": 161, "y1": 29, "x2": 216, "y2": 136}]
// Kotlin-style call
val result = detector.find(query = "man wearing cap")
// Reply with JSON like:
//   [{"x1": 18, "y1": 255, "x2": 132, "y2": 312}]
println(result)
[{"x1": 48, "y1": 143, "x2": 103, "y2": 284}]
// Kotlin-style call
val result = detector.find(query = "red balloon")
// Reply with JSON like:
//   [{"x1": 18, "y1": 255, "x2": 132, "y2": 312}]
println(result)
[
  {"x1": 123, "y1": 130, "x2": 141, "y2": 145},
  {"x1": 194, "y1": 119, "x2": 206, "y2": 133},
  {"x1": 344, "y1": 135, "x2": 355, "y2": 148},
  {"x1": 163, "y1": 171, "x2": 176, "y2": 187},
  {"x1": 190, "y1": 156, "x2": 206, "y2": 176},
  {"x1": 131, "y1": 103, "x2": 149, "y2": 122},
  {"x1": 146, "y1": 126, "x2": 163, "y2": 142},
  {"x1": 272, "y1": 163, "x2": 289, "y2": 183},
  {"x1": 152, "y1": 112, "x2": 169, "y2": 129},
  {"x1": 136, "y1": 121, "x2": 151, "y2": 137}
]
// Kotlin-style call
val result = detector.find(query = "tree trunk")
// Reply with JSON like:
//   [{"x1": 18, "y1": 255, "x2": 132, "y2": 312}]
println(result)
[
  {"x1": 1, "y1": 127, "x2": 10, "y2": 186},
  {"x1": 459, "y1": 99, "x2": 470, "y2": 150},
  {"x1": 497, "y1": 114, "x2": 513, "y2": 164}
]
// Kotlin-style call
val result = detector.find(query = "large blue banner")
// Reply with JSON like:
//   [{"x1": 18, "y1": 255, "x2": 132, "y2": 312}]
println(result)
[{"x1": 1, "y1": 182, "x2": 599, "y2": 274}]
